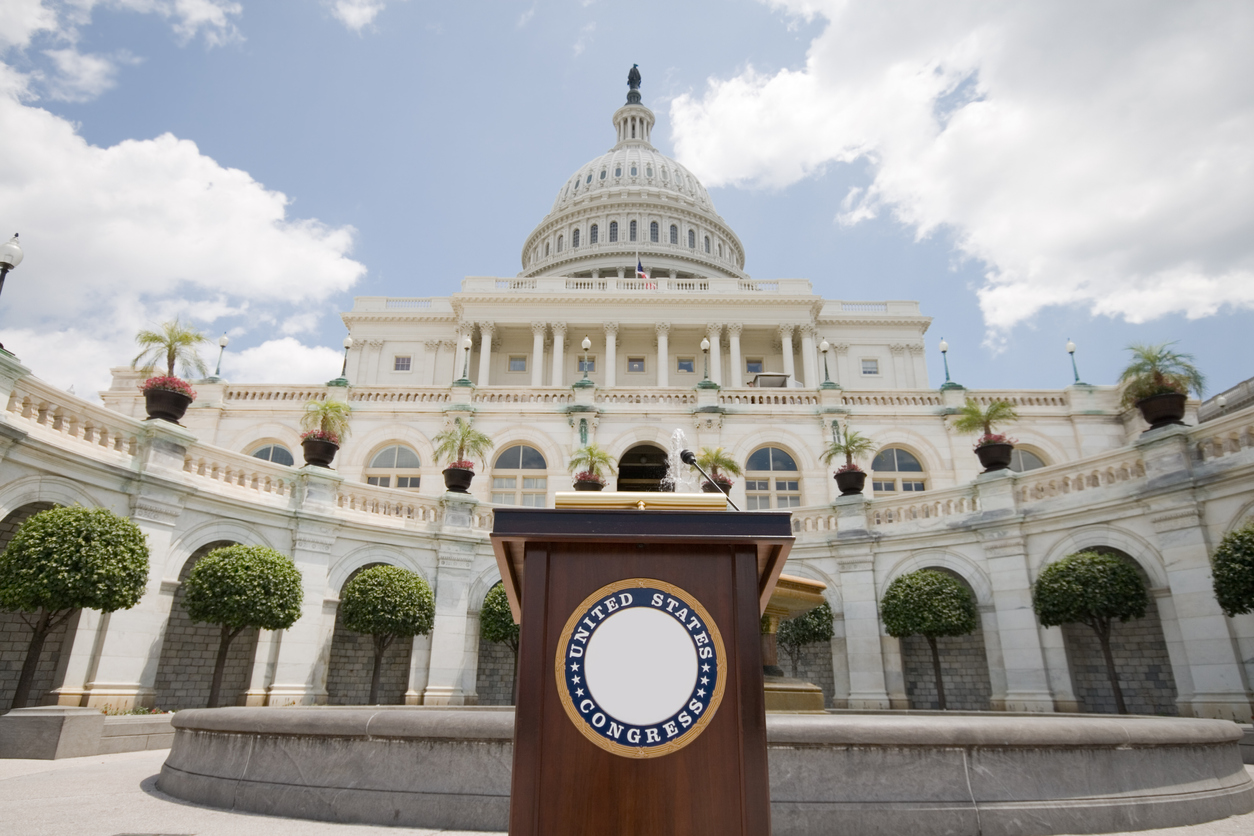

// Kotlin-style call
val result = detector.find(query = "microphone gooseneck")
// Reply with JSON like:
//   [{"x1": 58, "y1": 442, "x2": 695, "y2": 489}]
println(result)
[{"x1": 679, "y1": 449, "x2": 741, "y2": 511}]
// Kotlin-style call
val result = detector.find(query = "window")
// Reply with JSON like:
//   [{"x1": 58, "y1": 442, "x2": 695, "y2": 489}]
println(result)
[
  {"x1": 650, "y1": 222, "x2": 659, "y2": 243},
  {"x1": 704, "y1": 236, "x2": 710, "y2": 253},
  {"x1": 545, "y1": 242, "x2": 550, "y2": 256},
  {"x1": 609, "y1": 221, "x2": 618, "y2": 242},
  {"x1": 871, "y1": 447, "x2": 926, "y2": 494},
  {"x1": 1009, "y1": 449, "x2": 1047, "y2": 472},
  {"x1": 661, "y1": 168, "x2": 668, "y2": 180},
  {"x1": 586, "y1": 173, "x2": 592, "y2": 184},
  {"x1": 393, "y1": 355, "x2": 411, "y2": 372},
  {"x1": 631, "y1": 165, "x2": 638, "y2": 176},
  {"x1": 577, "y1": 356, "x2": 596, "y2": 373},
  {"x1": 557, "y1": 235, "x2": 564, "y2": 253},
  {"x1": 508, "y1": 356, "x2": 527, "y2": 373},
  {"x1": 365, "y1": 445, "x2": 422, "y2": 489},
  {"x1": 615, "y1": 166, "x2": 622, "y2": 177},
  {"x1": 746, "y1": 358, "x2": 764, "y2": 375},
  {"x1": 676, "y1": 357, "x2": 695, "y2": 374},
  {"x1": 669, "y1": 225, "x2": 678, "y2": 244},
  {"x1": 627, "y1": 357, "x2": 645, "y2": 373},
  {"x1": 599, "y1": 169, "x2": 606, "y2": 180},
  {"x1": 630, "y1": 220, "x2": 638, "y2": 242},
  {"x1": 590, "y1": 224, "x2": 598, "y2": 244},
  {"x1": 745, "y1": 447, "x2": 801, "y2": 510},
  {"x1": 491, "y1": 444, "x2": 548, "y2": 506},
  {"x1": 861, "y1": 358, "x2": 879, "y2": 375},
  {"x1": 572, "y1": 228, "x2": 580, "y2": 248},
  {"x1": 251, "y1": 444, "x2": 294, "y2": 466},
  {"x1": 647, "y1": 166, "x2": 654, "y2": 177},
  {"x1": 718, "y1": 243, "x2": 724, "y2": 257}
]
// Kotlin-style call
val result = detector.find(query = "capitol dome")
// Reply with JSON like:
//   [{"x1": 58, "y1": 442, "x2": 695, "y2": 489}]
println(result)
[{"x1": 519, "y1": 71, "x2": 747, "y2": 280}]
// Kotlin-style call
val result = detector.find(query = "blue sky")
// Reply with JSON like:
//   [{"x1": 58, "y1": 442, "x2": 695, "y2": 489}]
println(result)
[{"x1": 1, "y1": 1, "x2": 1251, "y2": 398}]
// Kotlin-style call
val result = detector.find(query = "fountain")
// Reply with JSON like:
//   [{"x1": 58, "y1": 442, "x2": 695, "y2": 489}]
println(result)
[{"x1": 660, "y1": 427, "x2": 699, "y2": 493}]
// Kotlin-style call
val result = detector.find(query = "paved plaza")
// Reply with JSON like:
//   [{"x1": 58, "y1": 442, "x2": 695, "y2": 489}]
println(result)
[{"x1": 1, "y1": 748, "x2": 1252, "y2": 836}]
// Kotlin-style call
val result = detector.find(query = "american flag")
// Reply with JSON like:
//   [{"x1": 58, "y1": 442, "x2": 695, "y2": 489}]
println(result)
[{"x1": 637, "y1": 259, "x2": 655, "y2": 289}]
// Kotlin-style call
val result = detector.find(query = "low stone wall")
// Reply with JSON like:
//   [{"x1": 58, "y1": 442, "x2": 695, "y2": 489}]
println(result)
[
  {"x1": 158, "y1": 707, "x2": 1253, "y2": 836},
  {"x1": 0, "y1": 708, "x2": 174, "y2": 759}
]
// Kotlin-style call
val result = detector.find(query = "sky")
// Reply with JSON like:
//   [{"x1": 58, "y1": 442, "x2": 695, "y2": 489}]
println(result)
[{"x1": 1, "y1": 0, "x2": 1252, "y2": 399}]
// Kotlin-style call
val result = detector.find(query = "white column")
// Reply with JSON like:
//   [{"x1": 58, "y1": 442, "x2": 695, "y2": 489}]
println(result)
[
  {"x1": 604, "y1": 322, "x2": 618, "y2": 388},
  {"x1": 779, "y1": 325, "x2": 796, "y2": 385},
  {"x1": 445, "y1": 339, "x2": 459, "y2": 385},
  {"x1": 422, "y1": 498, "x2": 477, "y2": 705},
  {"x1": 727, "y1": 323, "x2": 743, "y2": 388},
  {"x1": 832, "y1": 495, "x2": 891, "y2": 709},
  {"x1": 426, "y1": 340, "x2": 441, "y2": 386},
  {"x1": 656, "y1": 322, "x2": 670, "y2": 387},
  {"x1": 979, "y1": 523, "x2": 1055, "y2": 711},
  {"x1": 800, "y1": 325, "x2": 818, "y2": 388},
  {"x1": 476, "y1": 322, "x2": 493, "y2": 387},
  {"x1": 530, "y1": 322, "x2": 546, "y2": 388},
  {"x1": 243, "y1": 629, "x2": 280, "y2": 706},
  {"x1": 706, "y1": 324, "x2": 722, "y2": 387},
  {"x1": 550, "y1": 322, "x2": 567, "y2": 387},
  {"x1": 405, "y1": 633, "x2": 433, "y2": 705},
  {"x1": 267, "y1": 519, "x2": 339, "y2": 705},
  {"x1": 833, "y1": 342, "x2": 850, "y2": 387}
]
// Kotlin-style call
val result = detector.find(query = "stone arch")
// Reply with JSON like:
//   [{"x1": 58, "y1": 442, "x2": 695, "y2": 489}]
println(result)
[
  {"x1": 729, "y1": 428, "x2": 821, "y2": 474},
  {"x1": 0, "y1": 501, "x2": 67, "y2": 709},
  {"x1": 325, "y1": 560, "x2": 416, "y2": 706},
  {"x1": 1223, "y1": 498, "x2": 1254, "y2": 535},
  {"x1": 863, "y1": 428, "x2": 948, "y2": 476},
  {"x1": 773, "y1": 564, "x2": 840, "y2": 707},
  {"x1": 153, "y1": 539, "x2": 261, "y2": 710},
  {"x1": 879, "y1": 550, "x2": 994, "y2": 607},
  {"x1": 604, "y1": 427, "x2": 673, "y2": 463},
  {"x1": 0, "y1": 475, "x2": 102, "y2": 521},
  {"x1": 164, "y1": 521, "x2": 277, "y2": 583},
  {"x1": 615, "y1": 441, "x2": 670, "y2": 492},
  {"x1": 220, "y1": 421, "x2": 301, "y2": 457},
  {"x1": 1035, "y1": 526, "x2": 1169, "y2": 589},
  {"x1": 335, "y1": 423, "x2": 436, "y2": 479},
  {"x1": 328, "y1": 545, "x2": 429, "y2": 594}
]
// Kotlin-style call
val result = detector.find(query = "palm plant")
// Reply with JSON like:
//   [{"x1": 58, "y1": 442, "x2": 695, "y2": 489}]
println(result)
[
  {"x1": 132, "y1": 318, "x2": 209, "y2": 380},
  {"x1": 300, "y1": 398, "x2": 352, "y2": 445},
  {"x1": 821, "y1": 428, "x2": 876, "y2": 473},
  {"x1": 951, "y1": 399, "x2": 1018, "y2": 446},
  {"x1": 1118, "y1": 342, "x2": 1205, "y2": 407},
  {"x1": 568, "y1": 444, "x2": 617, "y2": 483},
  {"x1": 696, "y1": 447, "x2": 743, "y2": 484},
  {"x1": 432, "y1": 418, "x2": 494, "y2": 469}
]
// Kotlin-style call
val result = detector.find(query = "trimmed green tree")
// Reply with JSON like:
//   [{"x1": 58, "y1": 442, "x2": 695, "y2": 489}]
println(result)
[
  {"x1": 0, "y1": 506, "x2": 150, "y2": 710},
  {"x1": 1033, "y1": 551, "x2": 1147, "y2": 714},
  {"x1": 1212, "y1": 522, "x2": 1254, "y2": 617},
  {"x1": 182, "y1": 545, "x2": 303, "y2": 708},
  {"x1": 479, "y1": 583, "x2": 520, "y2": 702},
  {"x1": 132, "y1": 318, "x2": 209, "y2": 379},
  {"x1": 776, "y1": 601, "x2": 835, "y2": 678},
  {"x1": 881, "y1": 569, "x2": 978, "y2": 710},
  {"x1": 340, "y1": 565, "x2": 435, "y2": 704}
]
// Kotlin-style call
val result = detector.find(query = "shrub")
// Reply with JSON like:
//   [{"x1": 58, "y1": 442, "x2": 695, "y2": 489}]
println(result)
[
  {"x1": 776, "y1": 601, "x2": 834, "y2": 678},
  {"x1": 881, "y1": 569, "x2": 978, "y2": 710},
  {"x1": 1118, "y1": 342, "x2": 1205, "y2": 407},
  {"x1": 480, "y1": 583, "x2": 520, "y2": 703},
  {"x1": 1212, "y1": 522, "x2": 1254, "y2": 617},
  {"x1": 132, "y1": 318, "x2": 209, "y2": 379},
  {"x1": 340, "y1": 565, "x2": 435, "y2": 704}
]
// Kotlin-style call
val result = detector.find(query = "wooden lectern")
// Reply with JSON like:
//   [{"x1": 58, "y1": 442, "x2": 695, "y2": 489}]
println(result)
[{"x1": 491, "y1": 493, "x2": 793, "y2": 836}]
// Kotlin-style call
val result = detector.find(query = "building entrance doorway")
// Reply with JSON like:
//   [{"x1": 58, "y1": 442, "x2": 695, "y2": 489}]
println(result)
[{"x1": 616, "y1": 444, "x2": 669, "y2": 492}]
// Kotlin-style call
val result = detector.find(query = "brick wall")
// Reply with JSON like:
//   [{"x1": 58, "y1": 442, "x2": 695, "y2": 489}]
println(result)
[
  {"x1": 0, "y1": 502, "x2": 63, "y2": 708},
  {"x1": 901, "y1": 629, "x2": 993, "y2": 710},
  {"x1": 475, "y1": 638, "x2": 517, "y2": 706},
  {"x1": 1062, "y1": 595, "x2": 1178, "y2": 715},
  {"x1": 781, "y1": 640, "x2": 837, "y2": 708},
  {"x1": 326, "y1": 605, "x2": 412, "y2": 705}
]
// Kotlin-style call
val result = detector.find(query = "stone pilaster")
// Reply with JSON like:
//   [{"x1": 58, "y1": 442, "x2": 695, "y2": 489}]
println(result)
[
  {"x1": 726, "y1": 323, "x2": 743, "y2": 388},
  {"x1": 423, "y1": 494, "x2": 479, "y2": 705},
  {"x1": 832, "y1": 495, "x2": 890, "y2": 709},
  {"x1": 779, "y1": 325, "x2": 796, "y2": 385},
  {"x1": 603, "y1": 322, "x2": 618, "y2": 388},
  {"x1": 476, "y1": 322, "x2": 494, "y2": 387},
  {"x1": 800, "y1": 325, "x2": 818, "y2": 389},
  {"x1": 655, "y1": 322, "x2": 670, "y2": 387},
  {"x1": 550, "y1": 322, "x2": 567, "y2": 388},
  {"x1": 530, "y1": 323, "x2": 546, "y2": 388},
  {"x1": 706, "y1": 324, "x2": 722, "y2": 387}
]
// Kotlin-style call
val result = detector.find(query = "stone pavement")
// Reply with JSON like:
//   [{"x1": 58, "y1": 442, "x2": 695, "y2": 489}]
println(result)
[{"x1": 2, "y1": 748, "x2": 1253, "y2": 836}]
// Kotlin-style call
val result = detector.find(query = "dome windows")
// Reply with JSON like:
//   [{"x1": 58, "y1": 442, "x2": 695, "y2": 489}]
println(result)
[
  {"x1": 661, "y1": 168, "x2": 668, "y2": 181},
  {"x1": 669, "y1": 224, "x2": 678, "y2": 245},
  {"x1": 630, "y1": 220, "x2": 638, "y2": 242},
  {"x1": 615, "y1": 166, "x2": 622, "y2": 177},
  {"x1": 609, "y1": 221, "x2": 618, "y2": 243},
  {"x1": 585, "y1": 172, "x2": 592, "y2": 184},
  {"x1": 630, "y1": 165, "x2": 638, "y2": 176},
  {"x1": 590, "y1": 224, "x2": 598, "y2": 244},
  {"x1": 688, "y1": 230, "x2": 695, "y2": 248},
  {"x1": 650, "y1": 222, "x2": 659, "y2": 243},
  {"x1": 704, "y1": 235, "x2": 710, "y2": 253},
  {"x1": 545, "y1": 242, "x2": 550, "y2": 256},
  {"x1": 718, "y1": 243, "x2": 723, "y2": 258},
  {"x1": 572, "y1": 229, "x2": 580, "y2": 248},
  {"x1": 646, "y1": 165, "x2": 654, "y2": 178},
  {"x1": 557, "y1": 235, "x2": 564, "y2": 253},
  {"x1": 599, "y1": 169, "x2": 606, "y2": 181}
]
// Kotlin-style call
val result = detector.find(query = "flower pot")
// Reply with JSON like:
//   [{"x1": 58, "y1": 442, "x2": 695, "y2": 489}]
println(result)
[
  {"x1": 573, "y1": 479, "x2": 604, "y2": 492},
  {"x1": 302, "y1": 437, "x2": 339, "y2": 468},
  {"x1": 143, "y1": 388, "x2": 192, "y2": 423},
  {"x1": 1136, "y1": 392, "x2": 1187, "y2": 431},
  {"x1": 834, "y1": 470, "x2": 867, "y2": 496},
  {"x1": 975, "y1": 442, "x2": 1014, "y2": 473},
  {"x1": 443, "y1": 467, "x2": 475, "y2": 493},
  {"x1": 702, "y1": 479, "x2": 733, "y2": 494}
]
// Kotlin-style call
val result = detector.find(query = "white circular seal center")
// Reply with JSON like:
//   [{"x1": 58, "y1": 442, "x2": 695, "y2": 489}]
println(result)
[{"x1": 583, "y1": 606, "x2": 698, "y2": 726}]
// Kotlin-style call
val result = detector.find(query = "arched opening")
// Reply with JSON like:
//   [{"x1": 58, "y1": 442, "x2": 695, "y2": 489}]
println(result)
[
  {"x1": 616, "y1": 444, "x2": 669, "y2": 492},
  {"x1": 897, "y1": 568, "x2": 993, "y2": 710},
  {"x1": 1058, "y1": 547, "x2": 1178, "y2": 715},
  {"x1": 365, "y1": 444, "x2": 422, "y2": 489},
  {"x1": 326, "y1": 563, "x2": 415, "y2": 705},
  {"x1": 871, "y1": 447, "x2": 927, "y2": 494},
  {"x1": 154, "y1": 540, "x2": 260, "y2": 710},
  {"x1": 475, "y1": 581, "x2": 516, "y2": 706},
  {"x1": 1009, "y1": 448, "x2": 1047, "y2": 472},
  {"x1": 250, "y1": 443, "x2": 294, "y2": 466},
  {"x1": 745, "y1": 446, "x2": 801, "y2": 509},
  {"x1": 0, "y1": 502, "x2": 63, "y2": 708},
  {"x1": 491, "y1": 445, "x2": 548, "y2": 506}
]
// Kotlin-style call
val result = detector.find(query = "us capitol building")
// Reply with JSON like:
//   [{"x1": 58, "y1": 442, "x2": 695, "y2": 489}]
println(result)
[{"x1": 2, "y1": 73, "x2": 1252, "y2": 721}]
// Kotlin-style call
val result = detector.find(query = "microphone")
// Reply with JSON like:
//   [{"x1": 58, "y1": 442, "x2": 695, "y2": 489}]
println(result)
[{"x1": 679, "y1": 449, "x2": 741, "y2": 511}]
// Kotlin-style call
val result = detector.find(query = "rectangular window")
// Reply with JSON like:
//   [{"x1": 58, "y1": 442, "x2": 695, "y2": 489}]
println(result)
[
  {"x1": 676, "y1": 357, "x2": 695, "y2": 373},
  {"x1": 492, "y1": 493, "x2": 517, "y2": 505},
  {"x1": 393, "y1": 356, "x2": 411, "y2": 372},
  {"x1": 627, "y1": 357, "x2": 646, "y2": 373},
  {"x1": 746, "y1": 496, "x2": 769, "y2": 511},
  {"x1": 395, "y1": 476, "x2": 420, "y2": 489},
  {"x1": 861, "y1": 359, "x2": 880, "y2": 375},
  {"x1": 578, "y1": 356, "x2": 596, "y2": 373},
  {"x1": 872, "y1": 480, "x2": 896, "y2": 492},
  {"x1": 902, "y1": 481, "x2": 926, "y2": 492},
  {"x1": 367, "y1": 476, "x2": 390, "y2": 487},
  {"x1": 745, "y1": 358, "x2": 764, "y2": 374},
  {"x1": 508, "y1": 355, "x2": 527, "y2": 372}
]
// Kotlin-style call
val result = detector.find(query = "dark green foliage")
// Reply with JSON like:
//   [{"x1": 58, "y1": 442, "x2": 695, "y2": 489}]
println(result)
[
  {"x1": 341, "y1": 565, "x2": 435, "y2": 704},
  {"x1": 881, "y1": 569, "x2": 978, "y2": 710},
  {"x1": 1212, "y1": 523, "x2": 1254, "y2": 617},
  {"x1": 182, "y1": 544, "x2": 303, "y2": 707},
  {"x1": 0, "y1": 506, "x2": 151, "y2": 709},
  {"x1": 480, "y1": 583, "x2": 519, "y2": 652},
  {"x1": 777, "y1": 601, "x2": 834, "y2": 677}
]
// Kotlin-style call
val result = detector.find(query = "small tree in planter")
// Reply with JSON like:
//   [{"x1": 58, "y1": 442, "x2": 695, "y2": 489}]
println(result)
[
  {"x1": 433, "y1": 418, "x2": 494, "y2": 493},
  {"x1": 182, "y1": 544, "x2": 303, "y2": 708},
  {"x1": 568, "y1": 443, "x2": 617, "y2": 491},
  {"x1": 776, "y1": 600, "x2": 834, "y2": 678},
  {"x1": 480, "y1": 583, "x2": 521, "y2": 703},
  {"x1": 881, "y1": 569, "x2": 978, "y2": 710},
  {"x1": 1212, "y1": 522, "x2": 1254, "y2": 617},
  {"x1": 0, "y1": 506, "x2": 149, "y2": 710},
  {"x1": 821, "y1": 427, "x2": 876, "y2": 495},
  {"x1": 1033, "y1": 551, "x2": 1147, "y2": 714},
  {"x1": 340, "y1": 565, "x2": 435, "y2": 704},
  {"x1": 300, "y1": 398, "x2": 352, "y2": 467},
  {"x1": 951, "y1": 399, "x2": 1019, "y2": 472},
  {"x1": 132, "y1": 319, "x2": 208, "y2": 422},
  {"x1": 696, "y1": 447, "x2": 742, "y2": 495},
  {"x1": 1119, "y1": 342, "x2": 1205, "y2": 431}
]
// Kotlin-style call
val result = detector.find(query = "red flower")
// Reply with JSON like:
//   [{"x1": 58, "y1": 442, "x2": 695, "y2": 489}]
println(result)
[
  {"x1": 300, "y1": 429, "x2": 340, "y2": 445},
  {"x1": 574, "y1": 471, "x2": 606, "y2": 484},
  {"x1": 836, "y1": 463, "x2": 864, "y2": 474},
  {"x1": 140, "y1": 376, "x2": 197, "y2": 400},
  {"x1": 975, "y1": 433, "x2": 1016, "y2": 449},
  {"x1": 448, "y1": 460, "x2": 476, "y2": 470}
]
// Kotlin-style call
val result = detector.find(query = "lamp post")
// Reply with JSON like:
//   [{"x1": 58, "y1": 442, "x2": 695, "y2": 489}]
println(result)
[
  {"x1": 204, "y1": 333, "x2": 229, "y2": 382},
  {"x1": 1066, "y1": 338, "x2": 1086, "y2": 385},
  {"x1": 454, "y1": 334, "x2": 474, "y2": 386},
  {"x1": 328, "y1": 336, "x2": 353, "y2": 387},
  {"x1": 697, "y1": 336, "x2": 718, "y2": 389},
  {"x1": 574, "y1": 335, "x2": 595, "y2": 388},
  {"x1": 0, "y1": 234, "x2": 24, "y2": 354},
  {"x1": 938, "y1": 337, "x2": 963, "y2": 390},
  {"x1": 819, "y1": 339, "x2": 838, "y2": 390}
]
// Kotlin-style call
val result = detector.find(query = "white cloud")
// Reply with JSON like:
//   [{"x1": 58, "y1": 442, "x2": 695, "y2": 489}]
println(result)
[
  {"x1": 221, "y1": 338, "x2": 344, "y2": 385},
  {"x1": 669, "y1": 1, "x2": 1254, "y2": 334},
  {"x1": 572, "y1": 22, "x2": 594, "y2": 57},
  {"x1": 330, "y1": 0, "x2": 386, "y2": 32},
  {"x1": 0, "y1": 0, "x2": 59, "y2": 50},
  {"x1": 42, "y1": 47, "x2": 135, "y2": 101},
  {"x1": 516, "y1": 3, "x2": 535, "y2": 27}
]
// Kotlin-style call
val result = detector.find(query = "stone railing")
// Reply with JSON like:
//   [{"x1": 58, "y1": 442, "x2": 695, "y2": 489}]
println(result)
[
  {"x1": 349, "y1": 388, "x2": 451, "y2": 404},
  {"x1": 1014, "y1": 447, "x2": 1147, "y2": 504},
  {"x1": 459, "y1": 276, "x2": 815, "y2": 295},
  {"x1": 349, "y1": 297, "x2": 456, "y2": 314},
  {"x1": 472, "y1": 388, "x2": 574, "y2": 405},
  {"x1": 869, "y1": 484, "x2": 981, "y2": 527},
  {"x1": 965, "y1": 390, "x2": 1070, "y2": 408},
  {"x1": 224, "y1": 386, "x2": 328, "y2": 404},
  {"x1": 1191, "y1": 408, "x2": 1254, "y2": 463},
  {"x1": 595, "y1": 390, "x2": 696, "y2": 406},
  {"x1": 5, "y1": 376, "x2": 143, "y2": 464},
  {"x1": 182, "y1": 445, "x2": 299, "y2": 505},
  {"x1": 720, "y1": 390, "x2": 822, "y2": 407},
  {"x1": 791, "y1": 509, "x2": 839, "y2": 533},
  {"x1": 837, "y1": 391, "x2": 944, "y2": 407},
  {"x1": 335, "y1": 482, "x2": 443, "y2": 526}
]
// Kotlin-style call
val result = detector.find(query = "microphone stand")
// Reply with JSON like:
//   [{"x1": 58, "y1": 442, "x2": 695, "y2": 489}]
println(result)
[{"x1": 679, "y1": 449, "x2": 741, "y2": 511}]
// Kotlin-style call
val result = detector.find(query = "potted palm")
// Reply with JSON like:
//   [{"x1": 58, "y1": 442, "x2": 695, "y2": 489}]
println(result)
[
  {"x1": 132, "y1": 319, "x2": 208, "y2": 423},
  {"x1": 1118, "y1": 342, "x2": 1205, "y2": 431},
  {"x1": 696, "y1": 447, "x2": 742, "y2": 494},
  {"x1": 433, "y1": 418, "x2": 494, "y2": 493},
  {"x1": 568, "y1": 443, "x2": 617, "y2": 491},
  {"x1": 951, "y1": 399, "x2": 1019, "y2": 472},
  {"x1": 300, "y1": 399, "x2": 352, "y2": 467},
  {"x1": 821, "y1": 427, "x2": 876, "y2": 495}
]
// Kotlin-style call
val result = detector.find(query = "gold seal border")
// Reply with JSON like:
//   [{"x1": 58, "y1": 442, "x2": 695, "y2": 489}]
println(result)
[{"x1": 554, "y1": 577, "x2": 728, "y2": 760}]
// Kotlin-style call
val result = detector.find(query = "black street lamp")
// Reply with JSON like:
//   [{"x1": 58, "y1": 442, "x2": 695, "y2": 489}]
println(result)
[
  {"x1": 0, "y1": 234, "x2": 23, "y2": 354},
  {"x1": 1066, "y1": 339, "x2": 1086, "y2": 385},
  {"x1": 328, "y1": 336, "x2": 353, "y2": 387},
  {"x1": 939, "y1": 337, "x2": 963, "y2": 390},
  {"x1": 454, "y1": 334, "x2": 474, "y2": 386},
  {"x1": 820, "y1": 338, "x2": 838, "y2": 390}
]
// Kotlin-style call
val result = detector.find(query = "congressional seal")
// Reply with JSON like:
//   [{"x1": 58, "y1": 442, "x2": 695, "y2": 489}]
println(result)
[{"x1": 554, "y1": 577, "x2": 727, "y2": 759}]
